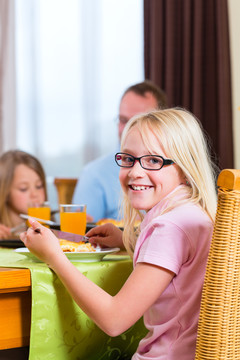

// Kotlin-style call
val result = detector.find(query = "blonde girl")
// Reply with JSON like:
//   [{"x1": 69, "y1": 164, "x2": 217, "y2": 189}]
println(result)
[
  {"x1": 0, "y1": 150, "x2": 47, "y2": 239},
  {"x1": 21, "y1": 108, "x2": 217, "y2": 359},
  {"x1": 121, "y1": 108, "x2": 217, "y2": 255}
]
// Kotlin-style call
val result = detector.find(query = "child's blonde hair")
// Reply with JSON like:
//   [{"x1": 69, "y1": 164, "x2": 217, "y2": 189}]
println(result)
[
  {"x1": 0, "y1": 150, "x2": 48, "y2": 227},
  {"x1": 120, "y1": 108, "x2": 218, "y2": 256}
]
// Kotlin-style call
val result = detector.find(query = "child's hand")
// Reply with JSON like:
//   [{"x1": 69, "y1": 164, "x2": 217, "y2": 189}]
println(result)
[
  {"x1": 86, "y1": 223, "x2": 124, "y2": 249},
  {"x1": 0, "y1": 224, "x2": 11, "y2": 239},
  {"x1": 86, "y1": 213, "x2": 94, "y2": 222},
  {"x1": 20, "y1": 218, "x2": 65, "y2": 265}
]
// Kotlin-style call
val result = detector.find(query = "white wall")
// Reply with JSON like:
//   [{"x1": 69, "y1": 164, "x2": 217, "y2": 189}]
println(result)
[{"x1": 228, "y1": 0, "x2": 240, "y2": 169}]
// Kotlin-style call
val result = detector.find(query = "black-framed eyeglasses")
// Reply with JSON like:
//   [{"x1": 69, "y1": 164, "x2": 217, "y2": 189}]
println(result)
[{"x1": 115, "y1": 152, "x2": 174, "y2": 171}]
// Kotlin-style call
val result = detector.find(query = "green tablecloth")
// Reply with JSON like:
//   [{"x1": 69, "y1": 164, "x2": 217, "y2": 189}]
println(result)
[{"x1": 0, "y1": 248, "x2": 147, "y2": 360}]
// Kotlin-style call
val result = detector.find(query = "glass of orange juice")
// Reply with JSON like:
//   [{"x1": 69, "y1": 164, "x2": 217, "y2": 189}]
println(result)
[
  {"x1": 60, "y1": 204, "x2": 87, "y2": 235},
  {"x1": 27, "y1": 201, "x2": 51, "y2": 227}
]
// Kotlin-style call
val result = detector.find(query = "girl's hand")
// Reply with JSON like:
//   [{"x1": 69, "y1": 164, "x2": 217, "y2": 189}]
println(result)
[
  {"x1": 86, "y1": 213, "x2": 94, "y2": 222},
  {"x1": 0, "y1": 224, "x2": 11, "y2": 239},
  {"x1": 86, "y1": 223, "x2": 124, "y2": 249},
  {"x1": 20, "y1": 219, "x2": 65, "y2": 265}
]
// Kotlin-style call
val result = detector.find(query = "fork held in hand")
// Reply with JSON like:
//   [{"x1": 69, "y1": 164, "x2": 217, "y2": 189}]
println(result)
[{"x1": 10, "y1": 222, "x2": 26, "y2": 234}]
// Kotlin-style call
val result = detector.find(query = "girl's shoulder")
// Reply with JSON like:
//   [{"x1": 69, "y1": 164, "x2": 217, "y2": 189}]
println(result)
[
  {"x1": 166, "y1": 202, "x2": 209, "y2": 218},
  {"x1": 143, "y1": 202, "x2": 213, "y2": 236},
  {"x1": 164, "y1": 203, "x2": 211, "y2": 226}
]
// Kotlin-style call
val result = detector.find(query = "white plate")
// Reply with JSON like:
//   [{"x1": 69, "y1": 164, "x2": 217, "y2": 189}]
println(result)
[{"x1": 15, "y1": 247, "x2": 120, "y2": 263}]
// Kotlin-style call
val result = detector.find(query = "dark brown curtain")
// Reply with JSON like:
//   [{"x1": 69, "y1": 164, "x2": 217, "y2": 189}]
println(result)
[{"x1": 144, "y1": 0, "x2": 233, "y2": 170}]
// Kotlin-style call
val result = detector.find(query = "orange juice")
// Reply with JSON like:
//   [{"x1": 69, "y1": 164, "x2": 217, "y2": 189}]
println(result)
[
  {"x1": 60, "y1": 211, "x2": 87, "y2": 235},
  {"x1": 28, "y1": 206, "x2": 51, "y2": 227}
]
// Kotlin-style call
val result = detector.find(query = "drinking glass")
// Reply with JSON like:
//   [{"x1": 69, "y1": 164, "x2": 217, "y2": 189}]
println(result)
[
  {"x1": 60, "y1": 204, "x2": 87, "y2": 235},
  {"x1": 27, "y1": 201, "x2": 51, "y2": 227}
]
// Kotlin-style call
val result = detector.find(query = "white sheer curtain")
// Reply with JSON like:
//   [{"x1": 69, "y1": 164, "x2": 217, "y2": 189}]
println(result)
[
  {"x1": 0, "y1": 0, "x2": 16, "y2": 153},
  {"x1": 14, "y1": 0, "x2": 143, "y2": 207}
]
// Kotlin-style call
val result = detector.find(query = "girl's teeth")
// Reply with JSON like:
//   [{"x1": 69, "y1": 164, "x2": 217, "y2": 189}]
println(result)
[{"x1": 132, "y1": 185, "x2": 149, "y2": 191}]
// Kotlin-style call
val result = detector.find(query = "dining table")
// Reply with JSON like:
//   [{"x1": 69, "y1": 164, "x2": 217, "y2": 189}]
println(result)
[{"x1": 0, "y1": 244, "x2": 147, "y2": 360}]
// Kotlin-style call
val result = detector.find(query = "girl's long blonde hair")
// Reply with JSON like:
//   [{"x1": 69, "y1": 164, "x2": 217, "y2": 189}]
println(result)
[
  {"x1": 0, "y1": 150, "x2": 48, "y2": 227},
  {"x1": 120, "y1": 108, "x2": 218, "y2": 256}
]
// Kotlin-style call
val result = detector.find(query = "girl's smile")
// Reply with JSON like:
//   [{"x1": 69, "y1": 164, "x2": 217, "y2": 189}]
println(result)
[
  {"x1": 119, "y1": 127, "x2": 185, "y2": 211},
  {"x1": 129, "y1": 184, "x2": 153, "y2": 191}
]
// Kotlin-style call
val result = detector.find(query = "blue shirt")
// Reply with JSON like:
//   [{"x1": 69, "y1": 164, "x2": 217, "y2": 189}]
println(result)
[{"x1": 73, "y1": 151, "x2": 122, "y2": 222}]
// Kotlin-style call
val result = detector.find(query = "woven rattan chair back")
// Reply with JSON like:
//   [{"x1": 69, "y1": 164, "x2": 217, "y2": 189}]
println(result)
[{"x1": 195, "y1": 169, "x2": 240, "y2": 359}]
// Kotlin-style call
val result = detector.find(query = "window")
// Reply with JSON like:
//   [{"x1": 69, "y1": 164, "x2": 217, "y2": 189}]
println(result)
[{"x1": 15, "y1": 0, "x2": 144, "y2": 208}]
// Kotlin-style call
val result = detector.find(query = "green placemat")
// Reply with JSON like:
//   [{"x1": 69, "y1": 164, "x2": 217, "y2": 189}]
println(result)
[{"x1": 0, "y1": 249, "x2": 146, "y2": 360}]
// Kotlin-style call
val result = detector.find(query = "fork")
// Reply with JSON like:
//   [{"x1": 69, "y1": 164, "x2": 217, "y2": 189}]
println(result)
[{"x1": 10, "y1": 222, "x2": 26, "y2": 234}]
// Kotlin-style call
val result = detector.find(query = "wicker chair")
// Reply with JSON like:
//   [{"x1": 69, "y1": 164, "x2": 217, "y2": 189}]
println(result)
[{"x1": 195, "y1": 169, "x2": 240, "y2": 359}]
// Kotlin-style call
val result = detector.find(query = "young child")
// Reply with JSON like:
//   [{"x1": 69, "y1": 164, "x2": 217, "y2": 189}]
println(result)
[
  {"x1": 20, "y1": 108, "x2": 217, "y2": 359},
  {"x1": 0, "y1": 150, "x2": 48, "y2": 239}
]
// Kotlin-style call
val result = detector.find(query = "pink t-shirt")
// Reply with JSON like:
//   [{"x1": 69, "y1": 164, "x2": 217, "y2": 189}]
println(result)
[{"x1": 132, "y1": 196, "x2": 213, "y2": 360}]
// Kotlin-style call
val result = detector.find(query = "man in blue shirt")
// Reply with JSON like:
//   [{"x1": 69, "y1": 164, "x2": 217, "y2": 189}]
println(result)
[{"x1": 73, "y1": 80, "x2": 167, "y2": 222}]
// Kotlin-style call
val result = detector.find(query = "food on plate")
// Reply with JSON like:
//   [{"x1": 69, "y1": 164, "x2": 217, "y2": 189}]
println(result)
[
  {"x1": 59, "y1": 239, "x2": 96, "y2": 252},
  {"x1": 96, "y1": 218, "x2": 124, "y2": 227},
  {"x1": 96, "y1": 218, "x2": 141, "y2": 227}
]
